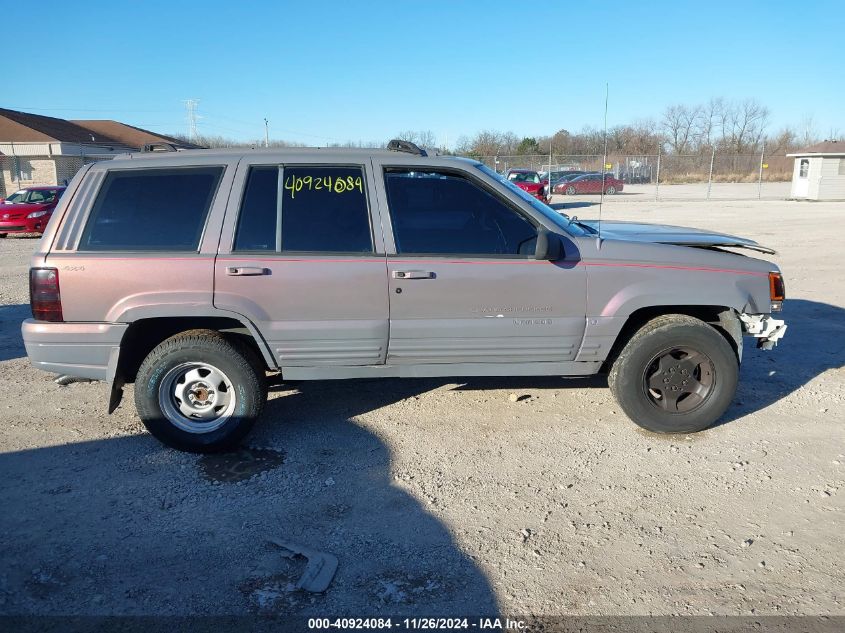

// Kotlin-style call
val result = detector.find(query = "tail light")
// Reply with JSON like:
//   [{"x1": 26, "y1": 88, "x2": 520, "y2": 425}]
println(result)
[
  {"x1": 769, "y1": 272, "x2": 785, "y2": 311},
  {"x1": 29, "y1": 267, "x2": 63, "y2": 322}
]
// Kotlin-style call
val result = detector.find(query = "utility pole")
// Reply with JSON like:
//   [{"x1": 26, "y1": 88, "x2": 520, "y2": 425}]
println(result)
[
  {"x1": 264, "y1": 118, "x2": 269, "y2": 148},
  {"x1": 706, "y1": 146, "x2": 716, "y2": 200},
  {"x1": 655, "y1": 144, "x2": 661, "y2": 201},
  {"x1": 184, "y1": 99, "x2": 200, "y2": 143}
]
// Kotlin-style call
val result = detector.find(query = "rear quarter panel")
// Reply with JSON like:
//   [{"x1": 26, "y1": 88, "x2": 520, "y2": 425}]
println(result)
[{"x1": 43, "y1": 155, "x2": 240, "y2": 323}]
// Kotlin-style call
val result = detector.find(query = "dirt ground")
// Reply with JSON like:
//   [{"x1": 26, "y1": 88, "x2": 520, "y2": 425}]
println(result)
[{"x1": 0, "y1": 193, "x2": 842, "y2": 618}]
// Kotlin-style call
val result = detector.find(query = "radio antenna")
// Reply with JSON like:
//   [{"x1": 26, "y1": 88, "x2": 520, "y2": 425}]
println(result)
[{"x1": 597, "y1": 83, "x2": 609, "y2": 247}]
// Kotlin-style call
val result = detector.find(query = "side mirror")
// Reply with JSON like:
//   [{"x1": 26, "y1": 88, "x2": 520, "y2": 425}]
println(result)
[{"x1": 535, "y1": 229, "x2": 563, "y2": 261}]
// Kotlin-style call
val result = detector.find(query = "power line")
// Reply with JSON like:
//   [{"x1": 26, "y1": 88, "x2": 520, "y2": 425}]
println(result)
[{"x1": 2, "y1": 105, "x2": 174, "y2": 114}]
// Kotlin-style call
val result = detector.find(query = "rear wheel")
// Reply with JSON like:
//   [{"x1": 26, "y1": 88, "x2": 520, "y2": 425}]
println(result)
[
  {"x1": 0, "y1": 234, "x2": 7, "y2": 238},
  {"x1": 605, "y1": 185, "x2": 616, "y2": 195},
  {"x1": 608, "y1": 314, "x2": 738, "y2": 434},
  {"x1": 134, "y1": 330, "x2": 267, "y2": 452}
]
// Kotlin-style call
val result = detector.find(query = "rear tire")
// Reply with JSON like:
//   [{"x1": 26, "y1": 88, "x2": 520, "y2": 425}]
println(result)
[
  {"x1": 0, "y1": 234, "x2": 7, "y2": 238},
  {"x1": 134, "y1": 330, "x2": 267, "y2": 452},
  {"x1": 605, "y1": 186, "x2": 616, "y2": 195},
  {"x1": 608, "y1": 314, "x2": 738, "y2": 434}
]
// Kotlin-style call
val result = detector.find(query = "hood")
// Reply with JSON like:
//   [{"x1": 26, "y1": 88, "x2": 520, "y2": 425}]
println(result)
[
  {"x1": 1, "y1": 202, "x2": 50, "y2": 215},
  {"x1": 579, "y1": 220, "x2": 776, "y2": 255}
]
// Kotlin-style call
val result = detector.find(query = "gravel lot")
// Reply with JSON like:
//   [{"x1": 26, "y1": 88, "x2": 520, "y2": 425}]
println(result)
[{"x1": 0, "y1": 193, "x2": 843, "y2": 617}]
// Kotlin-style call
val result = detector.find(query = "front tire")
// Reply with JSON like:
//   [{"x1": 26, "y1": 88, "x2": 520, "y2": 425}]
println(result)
[
  {"x1": 565, "y1": 185, "x2": 576, "y2": 195},
  {"x1": 608, "y1": 315, "x2": 738, "y2": 434},
  {"x1": 0, "y1": 233, "x2": 7, "y2": 238},
  {"x1": 134, "y1": 330, "x2": 267, "y2": 452},
  {"x1": 605, "y1": 186, "x2": 616, "y2": 195}
]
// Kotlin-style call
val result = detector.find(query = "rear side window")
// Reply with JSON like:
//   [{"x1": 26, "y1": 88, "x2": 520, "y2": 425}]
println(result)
[
  {"x1": 233, "y1": 165, "x2": 372, "y2": 253},
  {"x1": 79, "y1": 166, "x2": 223, "y2": 251},
  {"x1": 384, "y1": 169, "x2": 537, "y2": 256}
]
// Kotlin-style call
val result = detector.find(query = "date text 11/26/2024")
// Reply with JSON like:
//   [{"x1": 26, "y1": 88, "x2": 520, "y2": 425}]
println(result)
[{"x1": 307, "y1": 618, "x2": 527, "y2": 630}]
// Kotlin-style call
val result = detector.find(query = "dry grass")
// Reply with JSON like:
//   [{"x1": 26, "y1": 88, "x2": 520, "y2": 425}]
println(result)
[{"x1": 659, "y1": 171, "x2": 790, "y2": 184}]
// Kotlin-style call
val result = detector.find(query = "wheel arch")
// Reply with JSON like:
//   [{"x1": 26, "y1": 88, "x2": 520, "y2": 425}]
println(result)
[
  {"x1": 109, "y1": 314, "x2": 276, "y2": 387},
  {"x1": 600, "y1": 304, "x2": 742, "y2": 374}
]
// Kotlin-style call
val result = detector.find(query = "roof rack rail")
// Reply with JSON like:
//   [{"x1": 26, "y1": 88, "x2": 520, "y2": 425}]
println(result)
[
  {"x1": 141, "y1": 142, "x2": 179, "y2": 153},
  {"x1": 386, "y1": 139, "x2": 427, "y2": 157}
]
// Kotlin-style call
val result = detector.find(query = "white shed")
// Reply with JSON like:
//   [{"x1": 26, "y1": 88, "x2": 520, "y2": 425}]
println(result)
[{"x1": 787, "y1": 141, "x2": 845, "y2": 200}]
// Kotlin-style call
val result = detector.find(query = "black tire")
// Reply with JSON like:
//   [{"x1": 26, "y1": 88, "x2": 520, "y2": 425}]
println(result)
[
  {"x1": 565, "y1": 185, "x2": 576, "y2": 195},
  {"x1": 0, "y1": 234, "x2": 7, "y2": 238},
  {"x1": 134, "y1": 330, "x2": 267, "y2": 452},
  {"x1": 608, "y1": 314, "x2": 738, "y2": 434}
]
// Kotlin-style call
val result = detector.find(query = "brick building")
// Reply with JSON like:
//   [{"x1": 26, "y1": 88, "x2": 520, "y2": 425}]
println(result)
[{"x1": 0, "y1": 108, "x2": 200, "y2": 198}]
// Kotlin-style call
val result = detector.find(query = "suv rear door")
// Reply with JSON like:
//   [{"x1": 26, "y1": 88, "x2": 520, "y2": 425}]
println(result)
[
  {"x1": 214, "y1": 158, "x2": 389, "y2": 367},
  {"x1": 373, "y1": 161, "x2": 586, "y2": 366}
]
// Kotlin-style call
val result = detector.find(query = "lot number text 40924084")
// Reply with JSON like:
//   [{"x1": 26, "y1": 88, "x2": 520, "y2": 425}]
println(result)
[
  {"x1": 307, "y1": 617, "x2": 527, "y2": 630},
  {"x1": 284, "y1": 174, "x2": 364, "y2": 198}
]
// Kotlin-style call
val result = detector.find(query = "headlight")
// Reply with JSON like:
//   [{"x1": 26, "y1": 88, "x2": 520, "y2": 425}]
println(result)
[{"x1": 26, "y1": 210, "x2": 49, "y2": 219}]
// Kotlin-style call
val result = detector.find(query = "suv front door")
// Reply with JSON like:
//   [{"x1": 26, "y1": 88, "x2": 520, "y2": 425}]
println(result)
[
  {"x1": 375, "y1": 164, "x2": 586, "y2": 367},
  {"x1": 214, "y1": 161, "x2": 389, "y2": 367}
]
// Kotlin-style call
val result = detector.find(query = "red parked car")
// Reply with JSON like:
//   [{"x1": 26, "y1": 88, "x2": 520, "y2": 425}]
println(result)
[
  {"x1": 0, "y1": 186, "x2": 66, "y2": 237},
  {"x1": 553, "y1": 173, "x2": 623, "y2": 195},
  {"x1": 505, "y1": 169, "x2": 551, "y2": 203}
]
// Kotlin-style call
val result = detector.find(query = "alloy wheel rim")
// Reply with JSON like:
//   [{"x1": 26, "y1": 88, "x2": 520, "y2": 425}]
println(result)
[{"x1": 641, "y1": 346, "x2": 715, "y2": 413}]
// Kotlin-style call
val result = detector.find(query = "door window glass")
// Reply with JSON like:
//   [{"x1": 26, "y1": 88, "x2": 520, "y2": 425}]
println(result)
[
  {"x1": 80, "y1": 166, "x2": 223, "y2": 251},
  {"x1": 234, "y1": 165, "x2": 373, "y2": 253},
  {"x1": 799, "y1": 159, "x2": 809, "y2": 178},
  {"x1": 384, "y1": 169, "x2": 537, "y2": 256}
]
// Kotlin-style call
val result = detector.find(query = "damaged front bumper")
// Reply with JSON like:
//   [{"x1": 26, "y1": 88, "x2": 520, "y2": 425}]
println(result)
[{"x1": 739, "y1": 313, "x2": 787, "y2": 350}]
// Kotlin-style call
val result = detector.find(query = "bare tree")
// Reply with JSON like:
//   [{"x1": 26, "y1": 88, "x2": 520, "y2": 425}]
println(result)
[
  {"x1": 695, "y1": 97, "x2": 725, "y2": 149},
  {"x1": 723, "y1": 99, "x2": 769, "y2": 153},
  {"x1": 660, "y1": 104, "x2": 702, "y2": 153},
  {"x1": 395, "y1": 130, "x2": 437, "y2": 148},
  {"x1": 799, "y1": 114, "x2": 818, "y2": 147}
]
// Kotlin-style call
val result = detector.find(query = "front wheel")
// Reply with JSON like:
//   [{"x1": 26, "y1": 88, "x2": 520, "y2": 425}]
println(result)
[
  {"x1": 608, "y1": 314, "x2": 738, "y2": 434},
  {"x1": 0, "y1": 233, "x2": 7, "y2": 238},
  {"x1": 565, "y1": 185, "x2": 576, "y2": 195},
  {"x1": 134, "y1": 330, "x2": 267, "y2": 452},
  {"x1": 605, "y1": 186, "x2": 616, "y2": 195}
]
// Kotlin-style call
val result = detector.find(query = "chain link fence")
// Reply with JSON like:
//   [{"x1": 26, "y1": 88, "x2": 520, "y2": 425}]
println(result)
[
  {"x1": 0, "y1": 154, "x2": 114, "y2": 200},
  {"x1": 478, "y1": 151, "x2": 793, "y2": 200}
]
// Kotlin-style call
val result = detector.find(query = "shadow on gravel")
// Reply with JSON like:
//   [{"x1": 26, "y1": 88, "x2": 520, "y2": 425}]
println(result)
[
  {"x1": 720, "y1": 298, "x2": 845, "y2": 425},
  {"x1": 0, "y1": 304, "x2": 28, "y2": 361},
  {"x1": 0, "y1": 385, "x2": 499, "y2": 616}
]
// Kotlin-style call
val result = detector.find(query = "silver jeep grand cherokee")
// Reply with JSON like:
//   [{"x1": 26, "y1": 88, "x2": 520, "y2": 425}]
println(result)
[{"x1": 22, "y1": 140, "x2": 787, "y2": 452}]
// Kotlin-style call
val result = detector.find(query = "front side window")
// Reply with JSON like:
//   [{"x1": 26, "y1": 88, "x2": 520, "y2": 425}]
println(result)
[
  {"x1": 799, "y1": 159, "x2": 809, "y2": 178},
  {"x1": 233, "y1": 165, "x2": 372, "y2": 253},
  {"x1": 79, "y1": 166, "x2": 223, "y2": 251},
  {"x1": 384, "y1": 168, "x2": 538, "y2": 256}
]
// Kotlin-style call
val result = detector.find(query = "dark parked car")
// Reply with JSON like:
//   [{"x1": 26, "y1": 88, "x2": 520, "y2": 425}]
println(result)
[
  {"x1": 553, "y1": 173, "x2": 623, "y2": 195},
  {"x1": 0, "y1": 186, "x2": 66, "y2": 237},
  {"x1": 550, "y1": 172, "x2": 590, "y2": 188}
]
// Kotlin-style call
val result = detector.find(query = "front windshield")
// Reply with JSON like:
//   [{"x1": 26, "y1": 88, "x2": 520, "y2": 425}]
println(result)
[
  {"x1": 476, "y1": 164, "x2": 592, "y2": 237},
  {"x1": 4, "y1": 190, "x2": 30, "y2": 204},
  {"x1": 508, "y1": 172, "x2": 540, "y2": 184}
]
